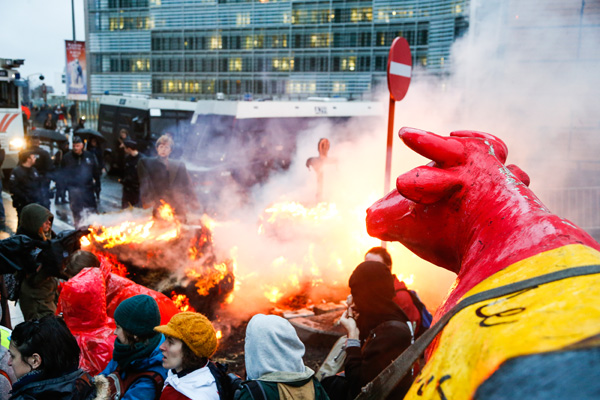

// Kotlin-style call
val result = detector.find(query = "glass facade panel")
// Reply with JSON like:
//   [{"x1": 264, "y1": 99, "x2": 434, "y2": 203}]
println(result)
[{"x1": 89, "y1": 0, "x2": 469, "y2": 98}]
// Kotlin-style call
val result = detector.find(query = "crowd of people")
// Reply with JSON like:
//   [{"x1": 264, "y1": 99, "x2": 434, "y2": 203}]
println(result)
[
  {"x1": 0, "y1": 216, "x2": 428, "y2": 400},
  {"x1": 1, "y1": 115, "x2": 430, "y2": 398}
]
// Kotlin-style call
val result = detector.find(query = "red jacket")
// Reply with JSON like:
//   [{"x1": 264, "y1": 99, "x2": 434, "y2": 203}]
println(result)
[
  {"x1": 160, "y1": 385, "x2": 191, "y2": 400},
  {"x1": 392, "y1": 276, "x2": 421, "y2": 329}
]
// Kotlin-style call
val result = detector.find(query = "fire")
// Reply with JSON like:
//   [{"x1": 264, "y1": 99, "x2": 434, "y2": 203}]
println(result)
[
  {"x1": 80, "y1": 204, "x2": 235, "y2": 318},
  {"x1": 81, "y1": 202, "x2": 180, "y2": 249},
  {"x1": 216, "y1": 330, "x2": 222, "y2": 340},
  {"x1": 171, "y1": 292, "x2": 195, "y2": 312},
  {"x1": 186, "y1": 262, "x2": 230, "y2": 297},
  {"x1": 157, "y1": 200, "x2": 176, "y2": 221},
  {"x1": 258, "y1": 201, "x2": 339, "y2": 234},
  {"x1": 264, "y1": 286, "x2": 284, "y2": 303}
]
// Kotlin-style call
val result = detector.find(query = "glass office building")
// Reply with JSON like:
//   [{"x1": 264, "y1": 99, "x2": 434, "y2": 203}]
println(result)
[{"x1": 85, "y1": 0, "x2": 470, "y2": 99}]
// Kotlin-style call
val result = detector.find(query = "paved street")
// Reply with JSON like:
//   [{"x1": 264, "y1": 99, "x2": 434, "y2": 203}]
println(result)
[{"x1": 1, "y1": 174, "x2": 123, "y2": 328}]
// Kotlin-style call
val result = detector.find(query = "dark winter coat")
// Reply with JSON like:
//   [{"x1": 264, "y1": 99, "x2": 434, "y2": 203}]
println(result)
[
  {"x1": 137, "y1": 157, "x2": 198, "y2": 217},
  {"x1": 29, "y1": 146, "x2": 54, "y2": 178},
  {"x1": 9, "y1": 369, "x2": 105, "y2": 400},
  {"x1": 344, "y1": 321, "x2": 413, "y2": 400},
  {"x1": 62, "y1": 150, "x2": 101, "y2": 192},
  {"x1": 121, "y1": 153, "x2": 142, "y2": 207},
  {"x1": 9, "y1": 166, "x2": 42, "y2": 211},
  {"x1": 61, "y1": 150, "x2": 100, "y2": 213}
]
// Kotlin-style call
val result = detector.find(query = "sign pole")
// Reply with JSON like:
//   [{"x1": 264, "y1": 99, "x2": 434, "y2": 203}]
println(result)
[
  {"x1": 384, "y1": 95, "x2": 396, "y2": 195},
  {"x1": 383, "y1": 36, "x2": 412, "y2": 248}
]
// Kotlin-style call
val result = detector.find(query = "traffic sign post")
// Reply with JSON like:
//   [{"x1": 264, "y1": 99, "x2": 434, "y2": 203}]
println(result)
[
  {"x1": 384, "y1": 37, "x2": 412, "y2": 195},
  {"x1": 382, "y1": 37, "x2": 412, "y2": 248}
]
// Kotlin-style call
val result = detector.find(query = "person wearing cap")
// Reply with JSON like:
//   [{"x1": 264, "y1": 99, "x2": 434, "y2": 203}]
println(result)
[
  {"x1": 100, "y1": 294, "x2": 167, "y2": 400},
  {"x1": 61, "y1": 136, "x2": 101, "y2": 226},
  {"x1": 121, "y1": 139, "x2": 142, "y2": 208},
  {"x1": 154, "y1": 312, "x2": 220, "y2": 400},
  {"x1": 237, "y1": 314, "x2": 330, "y2": 400}
]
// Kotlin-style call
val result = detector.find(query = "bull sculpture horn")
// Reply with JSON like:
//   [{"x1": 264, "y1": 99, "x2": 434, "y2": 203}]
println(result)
[
  {"x1": 396, "y1": 166, "x2": 463, "y2": 204},
  {"x1": 450, "y1": 130, "x2": 508, "y2": 164},
  {"x1": 399, "y1": 127, "x2": 465, "y2": 167}
]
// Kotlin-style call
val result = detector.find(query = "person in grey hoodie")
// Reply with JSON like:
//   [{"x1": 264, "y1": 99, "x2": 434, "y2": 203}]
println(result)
[{"x1": 235, "y1": 314, "x2": 330, "y2": 400}]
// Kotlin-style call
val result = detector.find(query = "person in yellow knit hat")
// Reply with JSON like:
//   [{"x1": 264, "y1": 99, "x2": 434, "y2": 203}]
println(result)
[{"x1": 154, "y1": 312, "x2": 228, "y2": 400}]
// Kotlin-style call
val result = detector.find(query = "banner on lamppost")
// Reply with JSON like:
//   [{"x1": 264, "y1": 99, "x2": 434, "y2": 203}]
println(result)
[{"x1": 65, "y1": 40, "x2": 88, "y2": 100}]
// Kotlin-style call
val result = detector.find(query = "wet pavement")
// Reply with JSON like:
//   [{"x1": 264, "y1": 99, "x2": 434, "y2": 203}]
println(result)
[{"x1": 1, "y1": 173, "x2": 124, "y2": 328}]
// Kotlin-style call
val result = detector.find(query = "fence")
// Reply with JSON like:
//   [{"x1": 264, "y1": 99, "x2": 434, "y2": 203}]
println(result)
[{"x1": 536, "y1": 187, "x2": 600, "y2": 241}]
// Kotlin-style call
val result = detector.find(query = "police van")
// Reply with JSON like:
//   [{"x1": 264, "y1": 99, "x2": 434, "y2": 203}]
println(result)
[
  {"x1": 187, "y1": 98, "x2": 383, "y2": 206},
  {"x1": 97, "y1": 94, "x2": 196, "y2": 172},
  {"x1": 0, "y1": 58, "x2": 27, "y2": 173}
]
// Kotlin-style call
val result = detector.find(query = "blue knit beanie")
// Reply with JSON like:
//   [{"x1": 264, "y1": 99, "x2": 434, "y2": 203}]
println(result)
[{"x1": 114, "y1": 294, "x2": 161, "y2": 337}]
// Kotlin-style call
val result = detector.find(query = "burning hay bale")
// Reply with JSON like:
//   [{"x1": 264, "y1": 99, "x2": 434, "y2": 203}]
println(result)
[{"x1": 81, "y1": 203, "x2": 235, "y2": 319}]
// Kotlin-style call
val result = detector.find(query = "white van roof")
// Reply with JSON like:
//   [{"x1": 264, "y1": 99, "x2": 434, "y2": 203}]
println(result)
[
  {"x1": 99, "y1": 94, "x2": 196, "y2": 112},
  {"x1": 192, "y1": 100, "x2": 383, "y2": 122}
]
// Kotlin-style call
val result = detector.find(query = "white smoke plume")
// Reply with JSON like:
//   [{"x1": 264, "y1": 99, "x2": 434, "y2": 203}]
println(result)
[{"x1": 212, "y1": 0, "x2": 600, "y2": 321}]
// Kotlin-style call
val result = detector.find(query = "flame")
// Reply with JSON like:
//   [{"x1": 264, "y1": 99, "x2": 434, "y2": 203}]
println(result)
[
  {"x1": 216, "y1": 330, "x2": 222, "y2": 340},
  {"x1": 80, "y1": 203, "x2": 180, "y2": 249},
  {"x1": 171, "y1": 292, "x2": 195, "y2": 312},
  {"x1": 186, "y1": 262, "x2": 230, "y2": 297},
  {"x1": 260, "y1": 201, "x2": 339, "y2": 231},
  {"x1": 264, "y1": 286, "x2": 284, "y2": 303},
  {"x1": 157, "y1": 200, "x2": 176, "y2": 221}
]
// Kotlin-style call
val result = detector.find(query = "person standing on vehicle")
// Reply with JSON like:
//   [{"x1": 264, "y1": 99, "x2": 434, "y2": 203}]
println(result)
[
  {"x1": 26, "y1": 133, "x2": 54, "y2": 210},
  {"x1": 121, "y1": 139, "x2": 142, "y2": 208},
  {"x1": 10, "y1": 151, "x2": 42, "y2": 222},
  {"x1": 62, "y1": 136, "x2": 100, "y2": 226},
  {"x1": 137, "y1": 135, "x2": 199, "y2": 221}
]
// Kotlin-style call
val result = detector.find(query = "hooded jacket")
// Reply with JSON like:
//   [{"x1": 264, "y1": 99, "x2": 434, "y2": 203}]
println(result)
[
  {"x1": 14, "y1": 204, "x2": 60, "y2": 321},
  {"x1": 236, "y1": 314, "x2": 329, "y2": 400},
  {"x1": 344, "y1": 262, "x2": 413, "y2": 399},
  {"x1": 101, "y1": 336, "x2": 167, "y2": 400}
]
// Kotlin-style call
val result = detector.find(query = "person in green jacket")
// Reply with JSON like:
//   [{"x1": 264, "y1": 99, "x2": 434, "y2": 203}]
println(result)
[
  {"x1": 235, "y1": 314, "x2": 330, "y2": 400},
  {"x1": 16, "y1": 204, "x2": 57, "y2": 321}
]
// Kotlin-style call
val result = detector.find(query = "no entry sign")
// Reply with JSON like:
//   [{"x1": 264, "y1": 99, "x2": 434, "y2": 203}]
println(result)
[{"x1": 387, "y1": 37, "x2": 412, "y2": 101}]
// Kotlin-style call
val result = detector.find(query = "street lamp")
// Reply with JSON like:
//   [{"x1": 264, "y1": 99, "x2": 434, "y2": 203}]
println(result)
[{"x1": 26, "y1": 73, "x2": 45, "y2": 103}]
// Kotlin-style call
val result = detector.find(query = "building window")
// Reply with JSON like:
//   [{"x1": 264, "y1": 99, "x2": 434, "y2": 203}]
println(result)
[
  {"x1": 210, "y1": 35, "x2": 222, "y2": 50},
  {"x1": 229, "y1": 58, "x2": 242, "y2": 72},
  {"x1": 272, "y1": 57, "x2": 294, "y2": 71}
]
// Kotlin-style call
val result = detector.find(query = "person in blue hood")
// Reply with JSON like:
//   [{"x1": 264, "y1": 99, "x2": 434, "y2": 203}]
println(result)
[{"x1": 100, "y1": 294, "x2": 167, "y2": 400}]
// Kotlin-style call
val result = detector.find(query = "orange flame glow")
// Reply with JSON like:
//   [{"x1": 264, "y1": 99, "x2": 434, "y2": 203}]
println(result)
[
  {"x1": 80, "y1": 203, "x2": 180, "y2": 249},
  {"x1": 171, "y1": 292, "x2": 195, "y2": 312}
]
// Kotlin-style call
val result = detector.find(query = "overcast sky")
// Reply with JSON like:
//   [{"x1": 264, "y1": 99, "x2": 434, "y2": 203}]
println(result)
[{"x1": 1, "y1": 0, "x2": 85, "y2": 94}]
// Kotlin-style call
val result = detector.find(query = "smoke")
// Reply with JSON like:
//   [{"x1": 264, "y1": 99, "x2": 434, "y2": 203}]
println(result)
[
  {"x1": 79, "y1": 1, "x2": 599, "y2": 326},
  {"x1": 210, "y1": 0, "x2": 600, "y2": 321}
]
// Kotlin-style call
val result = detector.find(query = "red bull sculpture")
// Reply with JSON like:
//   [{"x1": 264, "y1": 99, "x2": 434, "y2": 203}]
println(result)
[{"x1": 365, "y1": 128, "x2": 600, "y2": 399}]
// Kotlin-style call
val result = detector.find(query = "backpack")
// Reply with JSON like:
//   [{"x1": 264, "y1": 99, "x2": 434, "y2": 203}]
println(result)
[
  {"x1": 106, "y1": 368, "x2": 165, "y2": 400},
  {"x1": 208, "y1": 361, "x2": 242, "y2": 400},
  {"x1": 407, "y1": 289, "x2": 433, "y2": 334},
  {"x1": 396, "y1": 288, "x2": 433, "y2": 336}
]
